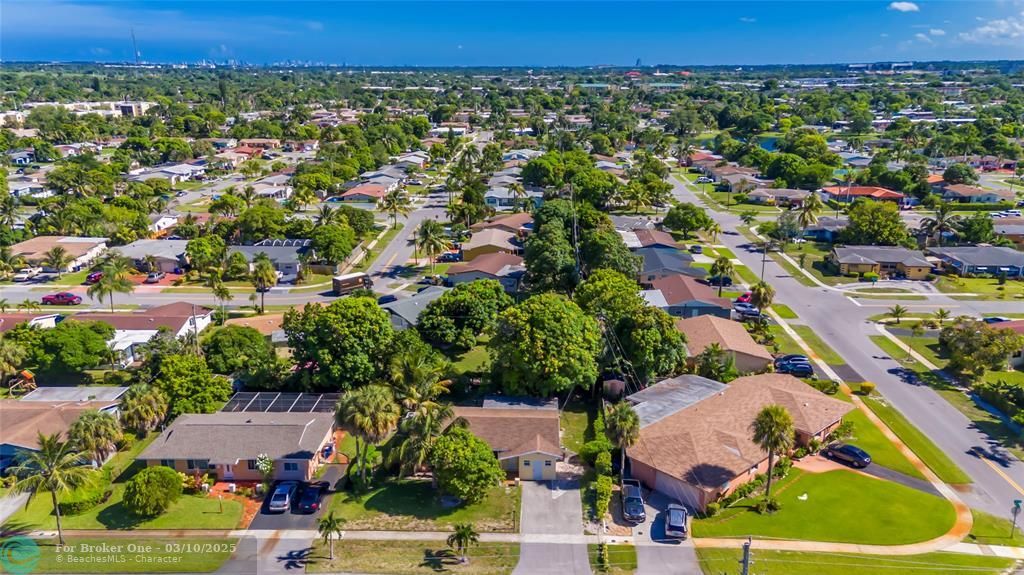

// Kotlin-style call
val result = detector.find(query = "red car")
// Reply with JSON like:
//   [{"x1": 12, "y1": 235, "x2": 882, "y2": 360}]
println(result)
[
  {"x1": 735, "y1": 292, "x2": 753, "y2": 304},
  {"x1": 85, "y1": 271, "x2": 103, "y2": 284},
  {"x1": 41, "y1": 292, "x2": 82, "y2": 305}
]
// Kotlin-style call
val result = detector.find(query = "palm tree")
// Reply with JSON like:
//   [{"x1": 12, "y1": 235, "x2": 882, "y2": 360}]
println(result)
[
  {"x1": 292, "y1": 185, "x2": 318, "y2": 212},
  {"x1": 0, "y1": 195, "x2": 18, "y2": 229},
  {"x1": 10, "y1": 432, "x2": 92, "y2": 545},
  {"x1": 750, "y1": 281, "x2": 776, "y2": 311},
  {"x1": 335, "y1": 385, "x2": 400, "y2": 484},
  {"x1": 380, "y1": 189, "x2": 412, "y2": 228},
  {"x1": 797, "y1": 193, "x2": 825, "y2": 230},
  {"x1": 315, "y1": 205, "x2": 338, "y2": 227},
  {"x1": 509, "y1": 182, "x2": 528, "y2": 213},
  {"x1": 391, "y1": 402, "x2": 456, "y2": 478},
  {"x1": 417, "y1": 220, "x2": 452, "y2": 274},
  {"x1": 142, "y1": 254, "x2": 159, "y2": 274},
  {"x1": 704, "y1": 221, "x2": 722, "y2": 244},
  {"x1": 739, "y1": 211, "x2": 758, "y2": 227},
  {"x1": 207, "y1": 269, "x2": 232, "y2": 321},
  {"x1": 889, "y1": 304, "x2": 909, "y2": 324},
  {"x1": 749, "y1": 405, "x2": 794, "y2": 501},
  {"x1": 710, "y1": 256, "x2": 735, "y2": 297},
  {"x1": 0, "y1": 337, "x2": 26, "y2": 387},
  {"x1": 238, "y1": 185, "x2": 258, "y2": 209},
  {"x1": 43, "y1": 246, "x2": 73, "y2": 278},
  {"x1": 87, "y1": 256, "x2": 135, "y2": 313},
  {"x1": 934, "y1": 308, "x2": 951, "y2": 325},
  {"x1": 447, "y1": 522, "x2": 480, "y2": 564},
  {"x1": 389, "y1": 345, "x2": 451, "y2": 415},
  {"x1": 919, "y1": 203, "x2": 961, "y2": 247},
  {"x1": 0, "y1": 298, "x2": 10, "y2": 313},
  {"x1": 317, "y1": 511, "x2": 346, "y2": 560},
  {"x1": 67, "y1": 410, "x2": 122, "y2": 465},
  {"x1": 0, "y1": 247, "x2": 25, "y2": 281},
  {"x1": 251, "y1": 253, "x2": 277, "y2": 314},
  {"x1": 118, "y1": 384, "x2": 168, "y2": 435},
  {"x1": 18, "y1": 299, "x2": 41, "y2": 313},
  {"x1": 605, "y1": 402, "x2": 640, "y2": 480}
]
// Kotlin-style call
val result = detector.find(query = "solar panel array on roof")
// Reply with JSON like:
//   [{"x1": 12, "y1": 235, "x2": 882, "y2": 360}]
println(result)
[{"x1": 219, "y1": 392, "x2": 339, "y2": 413}]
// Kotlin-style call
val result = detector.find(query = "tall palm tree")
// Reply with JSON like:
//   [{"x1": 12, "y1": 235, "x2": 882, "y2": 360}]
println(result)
[
  {"x1": 934, "y1": 308, "x2": 951, "y2": 325},
  {"x1": 889, "y1": 304, "x2": 909, "y2": 324},
  {"x1": 0, "y1": 247, "x2": 25, "y2": 281},
  {"x1": 207, "y1": 269, "x2": 232, "y2": 321},
  {"x1": 417, "y1": 220, "x2": 452, "y2": 274},
  {"x1": 389, "y1": 345, "x2": 451, "y2": 415},
  {"x1": 919, "y1": 203, "x2": 961, "y2": 247},
  {"x1": 43, "y1": 246, "x2": 73, "y2": 278},
  {"x1": 87, "y1": 256, "x2": 135, "y2": 313},
  {"x1": 704, "y1": 221, "x2": 722, "y2": 244},
  {"x1": 317, "y1": 511, "x2": 346, "y2": 561},
  {"x1": 749, "y1": 405, "x2": 794, "y2": 501},
  {"x1": 709, "y1": 256, "x2": 735, "y2": 297},
  {"x1": 315, "y1": 205, "x2": 338, "y2": 227},
  {"x1": 119, "y1": 384, "x2": 168, "y2": 435},
  {"x1": 335, "y1": 385, "x2": 400, "y2": 484},
  {"x1": 391, "y1": 402, "x2": 456, "y2": 478},
  {"x1": 251, "y1": 253, "x2": 277, "y2": 314},
  {"x1": 238, "y1": 185, "x2": 258, "y2": 209},
  {"x1": 292, "y1": 185, "x2": 318, "y2": 212},
  {"x1": 797, "y1": 193, "x2": 825, "y2": 230},
  {"x1": 0, "y1": 298, "x2": 10, "y2": 313},
  {"x1": 750, "y1": 281, "x2": 775, "y2": 311},
  {"x1": 509, "y1": 182, "x2": 528, "y2": 213},
  {"x1": 446, "y1": 523, "x2": 480, "y2": 564},
  {"x1": 67, "y1": 410, "x2": 122, "y2": 465},
  {"x1": 380, "y1": 189, "x2": 412, "y2": 229},
  {"x1": 10, "y1": 432, "x2": 92, "y2": 545},
  {"x1": 0, "y1": 195, "x2": 18, "y2": 229},
  {"x1": 0, "y1": 337, "x2": 26, "y2": 387},
  {"x1": 739, "y1": 211, "x2": 758, "y2": 227},
  {"x1": 605, "y1": 402, "x2": 640, "y2": 481}
]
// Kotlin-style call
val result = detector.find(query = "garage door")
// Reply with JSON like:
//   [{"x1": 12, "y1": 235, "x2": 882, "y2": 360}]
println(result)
[{"x1": 654, "y1": 471, "x2": 703, "y2": 510}]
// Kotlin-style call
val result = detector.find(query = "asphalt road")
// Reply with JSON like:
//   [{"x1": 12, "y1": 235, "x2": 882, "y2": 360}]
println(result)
[{"x1": 668, "y1": 174, "x2": 1024, "y2": 520}]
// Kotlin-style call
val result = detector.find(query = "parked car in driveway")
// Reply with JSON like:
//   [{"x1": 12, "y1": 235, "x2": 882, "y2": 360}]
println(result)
[
  {"x1": 735, "y1": 292, "x2": 752, "y2": 304},
  {"x1": 13, "y1": 267, "x2": 43, "y2": 282},
  {"x1": 664, "y1": 503, "x2": 689, "y2": 539},
  {"x1": 776, "y1": 360, "x2": 814, "y2": 378},
  {"x1": 826, "y1": 443, "x2": 872, "y2": 468},
  {"x1": 707, "y1": 275, "x2": 733, "y2": 287},
  {"x1": 437, "y1": 251, "x2": 462, "y2": 263},
  {"x1": 296, "y1": 481, "x2": 329, "y2": 514},
  {"x1": 41, "y1": 292, "x2": 82, "y2": 305},
  {"x1": 268, "y1": 481, "x2": 299, "y2": 513},
  {"x1": 774, "y1": 354, "x2": 809, "y2": 367},
  {"x1": 144, "y1": 271, "x2": 166, "y2": 283},
  {"x1": 620, "y1": 479, "x2": 646, "y2": 523}
]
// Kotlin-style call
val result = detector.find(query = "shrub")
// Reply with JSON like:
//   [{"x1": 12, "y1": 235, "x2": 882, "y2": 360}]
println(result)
[
  {"x1": 773, "y1": 457, "x2": 792, "y2": 478},
  {"x1": 755, "y1": 496, "x2": 781, "y2": 515},
  {"x1": 793, "y1": 447, "x2": 808, "y2": 459},
  {"x1": 704, "y1": 502, "x2": 720, "y2": 518},
  {"x1": 595, "y1": 451, "x2": 612, "y2": 477},
  {"x1": 829, "y1": 420, "x2": 855, "y2": 442},
  {"x1": 180, "y1": 472, "x2": 211, "y2": 495},
  {"x1": 806, "y1": 379, "x2": 839, "y2": 395},
  {"x1": 808, "y1": 438, "x2": 822, "y2": 454},
  {"x1": 123, "y1": 466, "x2": 183, "y2": 517},
  {"x1": 862, "y1": 272, "x2": 879, "y2": 282},
  {"x1": 58, "y1": 473, "x2": 113, "y2": 515},
  {"x1": 580, "y1": 438, "x2": 614, "y2": 466},
  {"x1": 859, "y1": 382, "x2": 876, "y2": 395},
  {"x1": 594, "y1": 475, "x2": 613, "y2": 520}
]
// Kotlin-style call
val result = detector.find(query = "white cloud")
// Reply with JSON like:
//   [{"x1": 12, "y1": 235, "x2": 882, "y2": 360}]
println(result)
[
  {"x1": 306, "y1": 21, "x2": 324, "y2": 32},
  {"x1": 889, "y1": 2, "x2": 920, "y2": 12},
  {"x1": 929, "y1": 28, "x2": 946, "y2": 36},
  {"x1": 880, "y1": 32, "x2": 890, "y2": 37},
  {"x1": 915, "y1": 32, "x2": 934, "y2": 43},
  {"x1": 739, "y1": 16, "x2": 757, "y2": 23},
  {"x1": 958, "y1": 12, "x2": 1024, "y2": 44}
]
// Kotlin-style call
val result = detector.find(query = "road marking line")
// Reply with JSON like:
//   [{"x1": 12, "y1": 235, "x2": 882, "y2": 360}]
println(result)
[{"x1": 972, "y1": 448, "x2": 1024, "y2": 497}]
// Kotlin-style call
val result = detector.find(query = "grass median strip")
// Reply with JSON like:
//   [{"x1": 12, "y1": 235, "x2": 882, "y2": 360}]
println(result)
[
  {"x1": 587, "y1": 544, "x2": 636, "y2": 575},
  {"x1": 789, "y1": 325, "x2": 846, "y2": 366},
  {"x1": 305, "y1": 540, "x2": 519, "y2": 575},
  {"x1": 771, "y1": 303, "x2": 798, "y2": 319},
  {"x1": 694, "y1": 549, "x2": 1013, "y2": 575}
]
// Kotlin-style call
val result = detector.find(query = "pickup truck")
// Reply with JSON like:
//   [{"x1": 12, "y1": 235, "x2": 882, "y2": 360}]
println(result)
[
  {"x1": 13, "y1": 267, "x2": 43, "y2": 282},
  {"x1": 620, "y1": 479, "x2": 646, "y2": 523}
]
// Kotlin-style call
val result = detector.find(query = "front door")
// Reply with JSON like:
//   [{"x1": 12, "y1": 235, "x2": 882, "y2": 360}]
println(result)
[
  {"x1": 223, "y1": 464, "x2": 233, "y2": 480},
  {"x1": 532, "y1": 459, "x2": 543, "y2": 481}
]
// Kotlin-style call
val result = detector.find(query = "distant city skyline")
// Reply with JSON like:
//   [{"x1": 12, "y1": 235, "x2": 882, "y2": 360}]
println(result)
[{"x1": 2, "y1": 1, "x2": 1024, "y2": 66}]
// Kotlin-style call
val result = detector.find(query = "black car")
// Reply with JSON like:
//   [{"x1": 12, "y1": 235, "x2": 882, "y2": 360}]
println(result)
[
  {"x1": 707, "y1": 275, "x2": 733, "y2": 287},
  {"x1": 437, "y1": 252, "x2": 462, "y2": 263},
  {"x1": 826, "y1": 443, "x2": 872, "y2": 468},
  {"x1": 620, "y1": 480, "x2": 646, "y2": 523},
  {"x1": 664, "y1": 503, "x2": 689, "y2": 539},
  {"x1": 777, "y1": 361, "x2": 814, "y2": 378},
  {"x1": 774, "y1": 354, "x2": 809, "y2": 366},
  {"x1": 296, "y1": 481, "x2": 329, "y2": 514},
  {"x1": 377, "y1": 294, "x2": 398, "y2": 305}
]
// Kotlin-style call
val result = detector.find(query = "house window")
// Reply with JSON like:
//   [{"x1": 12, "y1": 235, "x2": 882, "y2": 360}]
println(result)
[
  {"x1": 523, "y1": 460, "x2": 531, "y2": 466},
  {"x1": 283, "y1": 462, "x2": 298, "y2": 472},
  {"x1": 188, "y1": 459, "x2": 210, "y2": 470},
  {"x1": 545, "y1": 460, "x2": 552, "y2": 467},
  {"x1": 186, "y1": 459, "x2": 196, "y2": 470},
  {"x1": 247, "y1": 460, "x2": 258, "y2": 470},
  {"x1": 159, "y1": 459, "x2": 174, "y2": 468}
]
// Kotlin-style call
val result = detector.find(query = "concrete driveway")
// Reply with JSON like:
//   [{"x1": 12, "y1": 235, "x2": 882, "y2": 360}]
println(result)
[
  {"x1": 513, "y1": 479, "x2": 592, "y2": 575},
  {"x1": 632, "y1": 489, "x2": 701, "y2": 575}
]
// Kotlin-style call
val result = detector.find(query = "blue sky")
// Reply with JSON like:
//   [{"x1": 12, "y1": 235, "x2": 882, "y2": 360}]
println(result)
[{"x1": 2, "y1": 1, "x2": 1023, "y2": 66}]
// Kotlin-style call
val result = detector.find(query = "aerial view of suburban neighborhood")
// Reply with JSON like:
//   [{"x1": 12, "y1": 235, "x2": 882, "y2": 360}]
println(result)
[{"x1": 3, "y1": 2, "x2": 1024, "y2": 574}]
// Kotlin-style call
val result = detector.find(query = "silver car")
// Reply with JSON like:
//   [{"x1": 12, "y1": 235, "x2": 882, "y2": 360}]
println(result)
[
  {"x1": 268, "y1": 481, "x2": 299, "y2": 513},
  {"x1": 665, "y1": 503, "x2": 689, "y2": 539}
]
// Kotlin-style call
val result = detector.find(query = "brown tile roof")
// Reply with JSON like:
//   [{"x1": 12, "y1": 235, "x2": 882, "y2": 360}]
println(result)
[
  {"x1": 340, "y1": 183, "x2": 386, "y2": 199},
  {"x1": 0, "y1": 399, "x2": 120, "y2": 450},
  {"x1": 944, "y1": 184, "x2": 1014, "y2": 199},
  {"x1": 0, "y1": 313, "x2": 52, "y2": 334},
  {"x1": 821, "y1": 186, "x2": 904, "y2": 200},
  {"x1": 74, "y1": 303, "x2": 211, "y2": 333},
  {"x1": 225, "y1": 313, "x2": 285, "y2": 336},
  {"x1": 650, "y1": 274, "x2": 730, "y2": 308},
  {"x1": 470, "y1": 213, "x2": 534, "y2": 233},
  {"x1": 447, "y1": 252, "x2": 524, "y2": 277},
  {"x1": 452, "y1": 407, "x2": 562, "y2": 460},
  {"x1": 629, "y1": 374, "x2": 853, "y2": 491},
  {"x1": 675, "y1": 315, "x2": 773, "y2": 361},
  {"x1": 10, "y1": 236, "x2": 106, "y2": 262},
  {"x1": 634, "y1": 229, "x2": 679, "y2": 249}
]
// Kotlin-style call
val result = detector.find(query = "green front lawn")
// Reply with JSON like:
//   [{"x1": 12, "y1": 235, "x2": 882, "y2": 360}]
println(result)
[
  {"x1": 560, "y1": 399, "x2": 605, "y2": 455},
  {"x1": 588, "y1": 544, "x2": 637, "y2": 575},
  {"x1": 765, "y1": 325, "x2": 803, "y2": 356},
  {"x1": 771, "y1": 304, "x2": 798, "y2": 319},
  {"x1": 692, "y1": 469, "x2": 956, "y2": 545},
  {"x1": 327, "y1": 479, "x2": 519, "y2": 532},
  {"x1": 695, "y1": 549, "x2": 1013, "y2": 575},
  {"x1": 839, "y1": 406, "x2": 924, "y2": 481},
  {"x1": 305, "y1": 540, "x2": 519, "y2": 575},
  {"x1": 967, "y1": 509, "x2": 1024, "y2": 547},
  {"x1": 936, "y1": 276, "x2": 1024, "y2": 299},
  {"x1": 30, "y1": 538, "x2": 237, "y2": 573},
  {"x1": 789, "y1": 325, "x2": 846, "y2": 365},
  {"x1": 895, "y1": 333, "x2": 1024, "y2": 386}
]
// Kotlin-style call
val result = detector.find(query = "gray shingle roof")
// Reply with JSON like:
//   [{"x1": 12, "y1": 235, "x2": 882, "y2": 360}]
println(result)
[
  {"x1": 928, "y1": 246, "x2": 1024, "y2": 268},
  {"x1": 833, "y1": 246, "x2": 930, "y2": 267}
]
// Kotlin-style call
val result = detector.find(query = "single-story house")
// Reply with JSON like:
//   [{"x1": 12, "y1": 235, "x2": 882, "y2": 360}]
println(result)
[
  {"x1": 927, "y1": 246, "x2": 1024, "y2": 278},
  {"x1": 995, "y1": 218, "x2": 1024, "y2": 248},
  {"x1": 138, "y1": 412, "x2": 335, "y2": 481},
  {"x1": 8, "y1": 150, "x2": 34, "y2": 165},
  {"x1": 10, "y1": 236, "x2": 108, "y2": 272},
  {"x1": 675, "y1": 315, "x2": 774, "y2": 373},
  {"x1": 9, "y1": 181, "x2": 52, "y2": 199},
  {"x1": 747, "y1": 188, "x2": 810, "y2": 206},
  {"x1": 470, "y1": 213, "x2": 534, "y2": 237},
  {"x1": 380, "y1": 286, "x2": 450, "y2": 330},
  {"x1": 484, "y1": 186, "x2": 544, "y2": 211},
  {"x1": 941, "y1": 184, "x2": 1015, "y2": 204},
  {"x1": 0, "y1": 313, "x2": 60, "y2": 334},
  {"x1": 228, "y1": 239, "x2": 312, "y2": 277},
  {"x1": 461, "y1": 229, "x2": 522, "y2": 261},
  {"x1": 394, "y1": 151, "x2": 429, "y2": 169},
  {"x1": 819, "y1": 186, "x2": 904, "y2": 203},
  {"x1": 720, "y1": 174, "x2": 772, "y2": 193},
  {"x1": 627, "y1": 373, "x2": 853, "y2": 511},
  {"x1": 452, "y1": 404, "x2": 562, "y2": 481},
  {"x1": 148, "y1": 214, "x2": 180, "y2": 236},
  {"x1": 803, "y1": 217, "x2": 848, "y2": 243},
  {"x1": 637, "y1": 247, "x2": 707, "y2": 285},
  {"x1": 250, "y1": 183, "x2": 293, "y2": 201},
  {"x1": 446, "y1": 253, "x2": 525, "y2": 293},
  {"x1": 238, "y1": 138, "x2": 281, "y2": 149},
  {"x1": 644, "y1": 274, "x2": 731, "y2": 319},
  {"x1": 0, "y1": 399, "x2": 121, "y2": 471},
  {"x1": 338, "y1": 183, "x2": 387, "y2": 203},
  {"x1": 999, "y1": 320, "x2": 1024, "y2": 368},
  {"x1": 113, "y1": 239, "x2": 190, "y2": 273},
  {"x1": 619, "y1": 229, "x2": 680, "y2": 251},
  {"x1": 828, "y1": 246, "x2": 931, "y2": 280},
  {"x1": 502, "y1": 149, "x2": 543, "y2": 162},
  {"x1": 75, "y1": 303, "x2": 214, "y2": 366}
]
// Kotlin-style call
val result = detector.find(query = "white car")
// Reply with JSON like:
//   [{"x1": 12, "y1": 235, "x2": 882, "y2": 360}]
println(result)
[
  {"x1": 695, "y1": 177, "x2": 713, "y2": 184},
  {"x1": 12, "y1": 267, "x2": 43, "y2": 282}
]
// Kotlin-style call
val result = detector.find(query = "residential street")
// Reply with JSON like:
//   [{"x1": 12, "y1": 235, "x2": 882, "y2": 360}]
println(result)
[
  {"x1": 668, "y1": 174, "x2": 1024, "y2": 520},
  {"x1": 513, "y1": 479, "x2": 592, "y2": 575}
]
